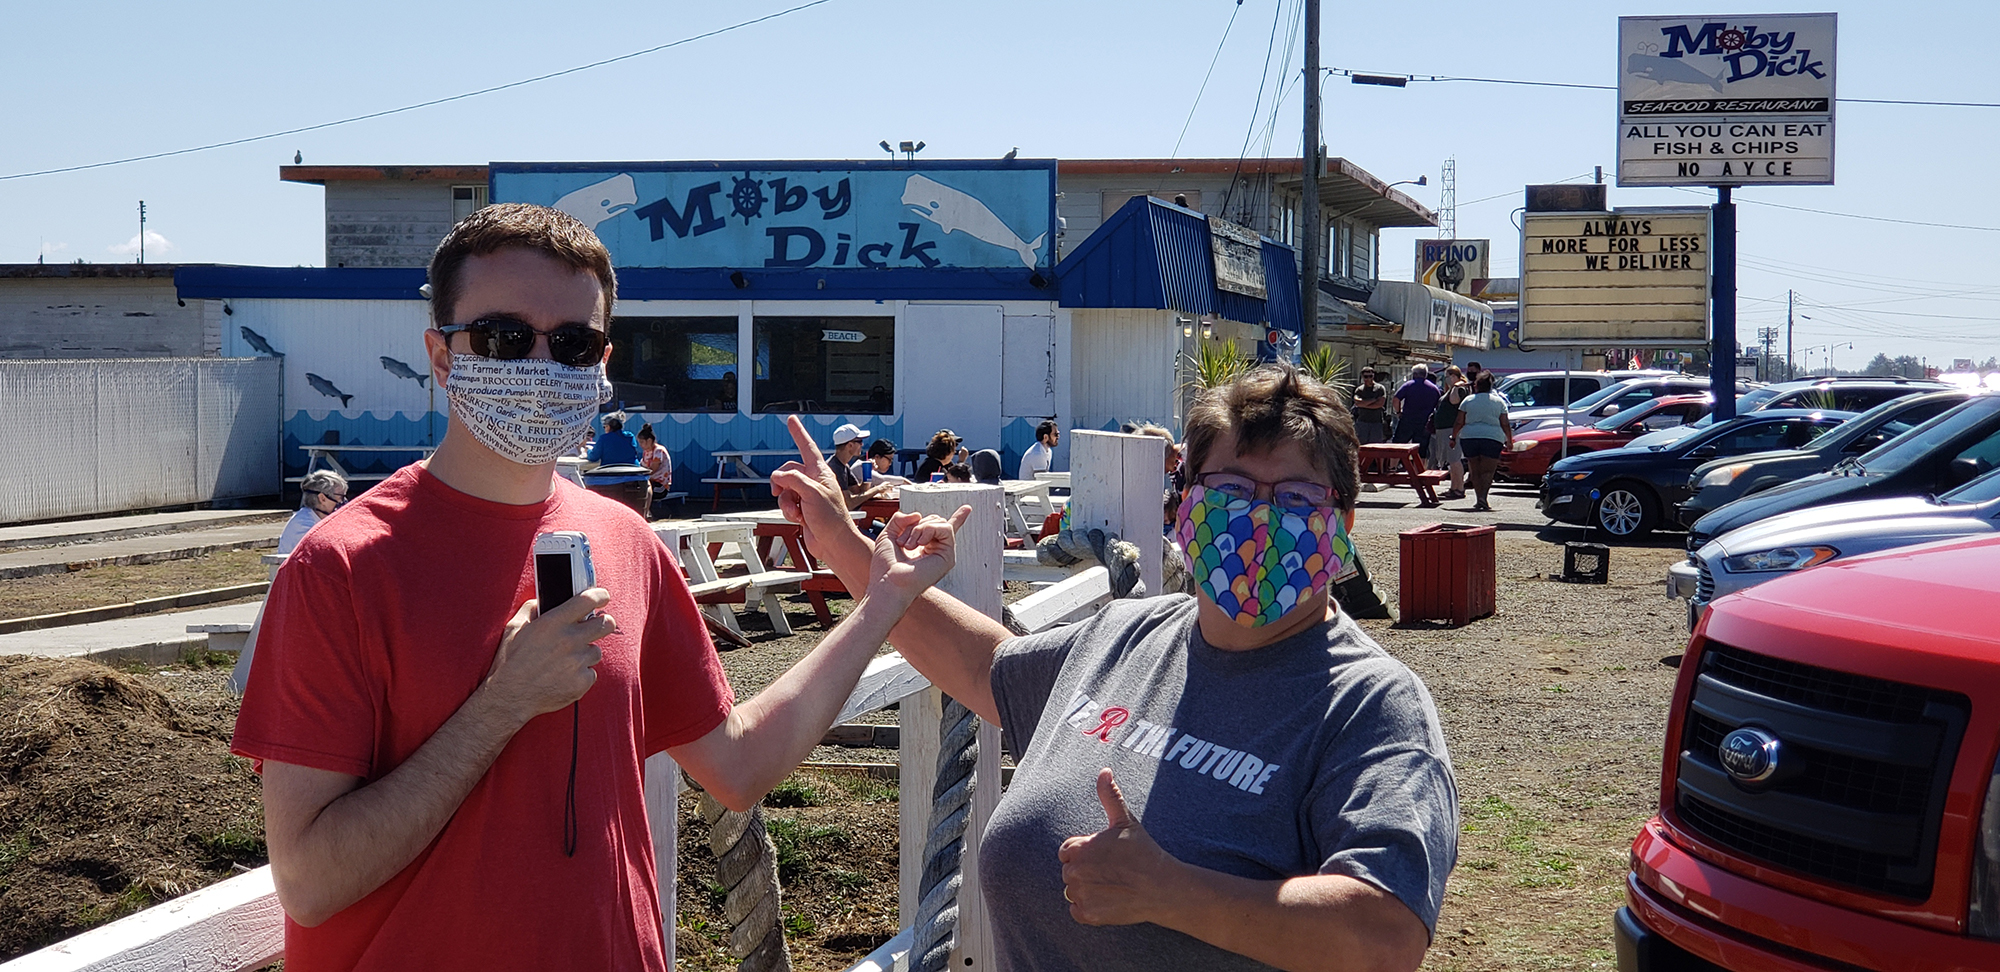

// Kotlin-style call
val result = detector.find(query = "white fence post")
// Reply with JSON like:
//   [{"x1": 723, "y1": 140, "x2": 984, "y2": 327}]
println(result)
[
  {"x1": 644, "y1": 751, "x2": 682, "y2": 971},
  {"x1": 1068, "y1": 431, "x2": 1166, "y2": 596},
  {"x1": 897, "y1": 482, "x2": 1004, "y2": 972}
]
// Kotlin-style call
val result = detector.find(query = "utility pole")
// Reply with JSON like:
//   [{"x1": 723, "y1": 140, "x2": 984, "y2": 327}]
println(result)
[
  {"x1": 1299, "y1": 0, "x2": 1321, "y2": 357},
  {"x1": 1757, "y1": 327, "x2": 1779, "y2": 382},
  {"x1": 1785, "y1": 289, "x2": 1795, "y2": 382},
  {"x1": 137, "y1": 200, "x2": 147, "y2": 265}
]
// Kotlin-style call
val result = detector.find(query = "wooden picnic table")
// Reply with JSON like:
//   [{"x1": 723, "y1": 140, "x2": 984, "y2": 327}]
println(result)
[
  {"x1": 1034, "y1": 470, "x2": 1071, "y2": 489},
  {"x1": 701, "y1": 448, "x2": 799, "y2": 510},
  {"x1": 704, "y1": 509, "x2": 863, "y2": 626},
  {"x1": 1357, "y1": 442, "x2": 1443, "y2": 507},
  {"x1": 653, "y1": 518, "x2": 814, "y2": 637},
  {"x1": 1000, "y1": 479, "x2": 1054, "y2": 538},
  {"x1": 297, "y1": 444, "x2": 437, "y2": 484}
]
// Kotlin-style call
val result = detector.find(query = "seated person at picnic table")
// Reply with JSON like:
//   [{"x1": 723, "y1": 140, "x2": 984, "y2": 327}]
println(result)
[
  {"x1": 943, "y1": 462, "x2": 974, "y2": 484},
  {"x1": 769, "y1": 364, "x2": 1457, "y2": 972},
  {"x1": 636, "y1": 423, "x2": 671, "y2": 491},
  {"x1": 1019, "y1": 420, "x2": 1060, "y2": 480},
  {"x1": 915, "y1": 428, "x2": 968, "y2": 481},
  {"x1": 231, "y1": 204, "x2": 972, "y2": 972},
  {"x1": 853, "y1": 438, "x2": 911, "y2": 489},
  {"x1": 277, "y1": 470, "x2": 348, "y2": 556},
  {"x1": 829, "y1": 423, "x2": 898, "y2": 504},
  {"x1": 585, "y1": 412, "x2": 640, "y2": 466}
]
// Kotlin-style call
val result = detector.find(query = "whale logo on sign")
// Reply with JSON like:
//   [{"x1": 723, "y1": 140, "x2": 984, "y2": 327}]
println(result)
[
  {"x1": 553, "y1": 173, "x2": 639, "y2": 231},
  {"x1": 900, "y1": 174, "x2": 1046, "y2": 268}
]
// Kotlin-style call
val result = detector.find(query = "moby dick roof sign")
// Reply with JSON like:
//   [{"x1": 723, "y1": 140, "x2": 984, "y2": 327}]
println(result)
[
  {"x1": 491, "y1": 161, "x2": 1057, "y2": 271},
  {"x1": 1616, "y1": 13, "x2": 1835, "y2": 187}
]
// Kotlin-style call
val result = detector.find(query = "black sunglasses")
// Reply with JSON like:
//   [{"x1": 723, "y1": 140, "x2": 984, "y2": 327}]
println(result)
[{"x1": 437, "y1": 318, "x2": 608, "y2": 368}]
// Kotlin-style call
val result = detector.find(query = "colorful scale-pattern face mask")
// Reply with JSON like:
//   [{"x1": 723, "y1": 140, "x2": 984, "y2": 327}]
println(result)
[{"x1": 1174, "y1": 485, "x2": 1353, "y2": 628}]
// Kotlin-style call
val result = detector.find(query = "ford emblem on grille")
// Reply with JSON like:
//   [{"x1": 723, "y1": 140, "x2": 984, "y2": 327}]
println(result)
[{"x1": 1719, "y1": 727, "x2": 1782, "y2": 784}]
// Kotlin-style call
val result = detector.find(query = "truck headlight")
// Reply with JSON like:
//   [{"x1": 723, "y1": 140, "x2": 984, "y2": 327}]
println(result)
[
  {"x1": 1968, "y1": 757, "x2": 2000, "y2": 938},
  {"x1": 1696, "y1": 463, "x2": 1752, "y2": 488},
  {"x1": 1719, "y1": 546, "x2": 1838, "y2": 573},
  {"x1": 1510, "y1": 440, "x2": 1537, "y2": 452}
]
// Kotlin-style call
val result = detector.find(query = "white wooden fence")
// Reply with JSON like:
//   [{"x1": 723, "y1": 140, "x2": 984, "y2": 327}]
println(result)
[{"x1": 0, "y1": 431, "x2": 1165, "y2": 972}]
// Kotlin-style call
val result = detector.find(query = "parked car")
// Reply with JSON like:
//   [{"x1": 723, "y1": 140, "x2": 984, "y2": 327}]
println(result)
[
  {"x1": 1509, "y1": 376, "x2": 1753, "y2": 434},
  {"x1": 1678, "y1": 390, "x2": 1977, "y2": 525},
  {"x1": 1748, "y1": 374, "x2": 1951, "y2": 412},
  {"x1": 1494, "y1": 369, "x2": 1678, "y2": 410},
  {"x1": 1620, "y1": 533, "x2": 2000, "y2": 972},
  {"x1": 1538, "y1": 409, "x2": 1855, "y2": 538},
  {"x1": 1667, "y1": 465, "x2": 2000, "y2": 628},
  {"x1": 1685, "y1": 394, "x2": 2000, "y2": 549},
  {"x1": 1499, "y1": 394, "x2": 1710, "y2": 481}
]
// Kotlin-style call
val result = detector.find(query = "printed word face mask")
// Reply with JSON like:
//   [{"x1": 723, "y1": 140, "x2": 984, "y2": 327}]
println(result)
[
  {"x1": 443, "y1": 354, "x2": 612, "y2": 465},
  {"x1": 1175, "y1": 485, "x2": 1353, "y2": 628}
]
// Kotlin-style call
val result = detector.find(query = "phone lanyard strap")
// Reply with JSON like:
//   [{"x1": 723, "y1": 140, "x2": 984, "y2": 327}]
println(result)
[{"x1": 563, "y1": 701, "x2": 580, "y2": 857}]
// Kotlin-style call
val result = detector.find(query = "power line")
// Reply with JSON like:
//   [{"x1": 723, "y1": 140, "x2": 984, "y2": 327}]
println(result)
[
  {"x1": 1221, "y1": 0, "x2": 1291, "y2": 217},
  {"x1": 1326, "y1": 67, "x2": 2000, "y2": 109},
  {"x1": 1166, "y1": 0, "x2": 1247, "y2": 162},
  {"x1": 0, "y1": 0, "x2": 838, "y2": 183},
  {"x1": 1672, "y1": 187, "x2": 2000, "y2": 233}
]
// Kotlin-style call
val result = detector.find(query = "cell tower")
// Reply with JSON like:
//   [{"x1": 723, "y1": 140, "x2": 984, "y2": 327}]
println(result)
[{"x1": 1439, "y1": 158, "x2": 1457, "y2": 239}]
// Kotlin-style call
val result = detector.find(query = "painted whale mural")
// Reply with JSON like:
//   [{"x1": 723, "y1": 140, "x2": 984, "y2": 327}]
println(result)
[
  {"x1": 900, "y1": 174, "x2": 1046, "y2": 269},
  {"x1": 1626, "y1": 53, "x2": 1725, "y2": 92},
  {"x1": 553, "y1": 173, "x2": 639, "y2": 231}
]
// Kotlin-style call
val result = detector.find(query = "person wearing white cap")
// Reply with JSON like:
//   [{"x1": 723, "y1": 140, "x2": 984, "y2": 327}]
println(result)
[{"x1": 830, "y1": 423, "x2": 895, "y2": 503}]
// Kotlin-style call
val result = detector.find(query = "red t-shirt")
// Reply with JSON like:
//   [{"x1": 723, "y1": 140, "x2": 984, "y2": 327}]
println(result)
[{"x1": 232, "y1": 464, "x2": 732, "y2": 972}]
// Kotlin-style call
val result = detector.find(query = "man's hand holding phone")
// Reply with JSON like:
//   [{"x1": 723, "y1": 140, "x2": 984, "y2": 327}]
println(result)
[{"x1": 480, "y1": 589, "x2": 617, "y2": 728}]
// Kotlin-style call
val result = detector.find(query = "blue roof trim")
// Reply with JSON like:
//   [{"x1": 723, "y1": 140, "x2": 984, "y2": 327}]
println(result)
[
  {"x1": 1054, "y1": 195, "x2": 1300, "y2": 333},
  {"x1": 176, "y1": 267, "x2": 427, "y2": 300},
  {"x1": 174, "y1": 266, "x2": 1049, "y2": 302},
  {"x1": 490, "y1": 159, "x2": 1057, "y2": 175}
]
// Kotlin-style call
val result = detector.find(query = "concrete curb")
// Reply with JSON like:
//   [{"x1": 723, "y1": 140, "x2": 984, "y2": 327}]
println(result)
[
  {"x1": 0, "y1": 510, "x2": 289, "y2": 552},
  {"x1": 0, "y1": 582, "x2": 270, "y2": 635},
  {"x1": 0, "y1": 538, "x2": 279, "y2": 581}
]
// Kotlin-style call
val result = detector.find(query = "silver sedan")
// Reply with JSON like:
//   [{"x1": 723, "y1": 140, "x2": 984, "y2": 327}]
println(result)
[{"x1": 1668, "y1": 467, "x2": 2000, "y2": 628}]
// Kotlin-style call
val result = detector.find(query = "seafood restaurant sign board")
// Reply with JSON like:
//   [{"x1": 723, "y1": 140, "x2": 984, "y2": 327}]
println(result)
[
  {"x1": 490, "y1": 161, "x2": 1058, "y2": 271},
  {"x1": 1616, "y1": 13, "x2": 1836, "y2": 187}
]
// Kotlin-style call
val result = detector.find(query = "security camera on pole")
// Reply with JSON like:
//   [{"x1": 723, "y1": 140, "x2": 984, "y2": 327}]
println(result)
[{"x1": 1616, "y1": 13, "x2": 1838, "y2": 421}]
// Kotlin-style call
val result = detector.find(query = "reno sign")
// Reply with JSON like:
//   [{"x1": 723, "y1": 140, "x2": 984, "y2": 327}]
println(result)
[
  {"x1": 491, "y1": 161, "x2": 1057, "y2": 271},
  {"x1": 1616, "y1": 13, "x2": 1836, "y2": 187}
]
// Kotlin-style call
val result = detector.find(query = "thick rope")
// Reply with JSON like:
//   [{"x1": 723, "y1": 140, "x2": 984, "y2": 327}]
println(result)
[
  {"x1": 699, "y1": 792, "x2": 793, "y2": 972},
  {"x1": 1033, "y1": 527, "x2": 1141, "y2": 597},
  {"x1": 911, "y1": 695, "x2": 978, "y2": 972}
]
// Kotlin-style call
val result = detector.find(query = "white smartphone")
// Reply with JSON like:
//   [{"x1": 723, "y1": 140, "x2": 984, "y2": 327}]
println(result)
[{"x1": 533, "y1": 531, "x2": 596, "y2": 612}]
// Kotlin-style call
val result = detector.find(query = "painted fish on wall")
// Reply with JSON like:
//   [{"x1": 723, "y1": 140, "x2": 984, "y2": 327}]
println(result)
[
  {"x1": 305, "y1": 373, "x2": 353, "y2": 408},
  {"x1": 380, "y1": 356, "x2": 429, "y2": 388},
  {"x1": 240, "y1": 326, "x2": 284, "y2": 358},
  {"x1": 900, "y1": 174, "x2": 1047, "y2": 269}
]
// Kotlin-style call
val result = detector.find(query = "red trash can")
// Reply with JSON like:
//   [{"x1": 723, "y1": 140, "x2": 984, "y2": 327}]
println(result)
[{"x1": 1398, "y1": 523, "x2": 1497, "y2": 626}]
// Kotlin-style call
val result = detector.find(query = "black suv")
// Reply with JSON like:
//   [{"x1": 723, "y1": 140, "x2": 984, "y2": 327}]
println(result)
[
  {"x1": 1678, "y1": 389, "x2": 1975, "y2": 526},
  {"x1": 1687, "y1": 394, "x2": 2000, "y2": 548}
]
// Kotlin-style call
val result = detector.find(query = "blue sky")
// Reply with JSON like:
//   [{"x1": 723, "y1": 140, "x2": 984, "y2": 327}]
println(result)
[{"x1": 5, "y1": 0, "x2": 1995, "y2": 370}]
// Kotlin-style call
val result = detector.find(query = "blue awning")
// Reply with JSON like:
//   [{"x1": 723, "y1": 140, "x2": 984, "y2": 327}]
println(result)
[{"x1": 1054, "y1": 195, "x2": 1300, "y2": 333}]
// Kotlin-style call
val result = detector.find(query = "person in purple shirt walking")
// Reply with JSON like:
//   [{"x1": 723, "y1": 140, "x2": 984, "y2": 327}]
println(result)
[{"x1": 1391, "y1": 365, "x2": 1441, "y2": 450}]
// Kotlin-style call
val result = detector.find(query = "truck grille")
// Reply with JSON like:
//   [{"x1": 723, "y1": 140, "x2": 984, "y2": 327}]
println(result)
[
  {"x1": 1673, "y1": 642, "x2": 1968, "y2": 900},
  {"x1": 1694, "y1": 557, "x2": 1714, "y2": 602}
]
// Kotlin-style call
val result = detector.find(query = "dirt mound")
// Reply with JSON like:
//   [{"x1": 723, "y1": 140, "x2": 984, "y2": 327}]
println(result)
[{"x1": 0, "y1": 656, "x2": 264, "y2": 960}]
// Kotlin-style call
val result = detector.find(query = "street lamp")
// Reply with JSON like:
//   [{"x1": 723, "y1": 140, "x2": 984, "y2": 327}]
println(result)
[{"x1": 1388, "y1": 176, "x2": 1428, "y2": 189}]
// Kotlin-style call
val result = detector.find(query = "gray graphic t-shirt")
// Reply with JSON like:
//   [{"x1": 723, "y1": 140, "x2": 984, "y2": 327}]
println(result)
[{"x1": 981, "y1": 595, "x2": 1457, "y2": 972}]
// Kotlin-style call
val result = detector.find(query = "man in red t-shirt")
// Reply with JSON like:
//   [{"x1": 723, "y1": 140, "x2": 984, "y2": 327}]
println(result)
[{"x1": 232, "y1": 205, "x2": 967, "y2": 971}]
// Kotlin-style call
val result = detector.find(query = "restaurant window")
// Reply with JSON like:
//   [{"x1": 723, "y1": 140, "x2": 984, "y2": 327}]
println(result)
[
  {"x1": 605, "y1": 316, "x2": 739, "y2": 412},
  {"x1": 752, "y1": 316, "x2": 894, "y2": 414},
  {"x1": 451, "y1": 185, "x2": 488, "y2": 223}
]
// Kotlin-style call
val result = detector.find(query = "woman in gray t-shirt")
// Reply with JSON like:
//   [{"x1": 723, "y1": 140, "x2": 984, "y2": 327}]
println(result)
[
  {"x1": 771, "y1": 365, "x2": 1458, "y2": 972},
  {"x1": 1449, "y1": 372, "x2": 1514, "y2": 511}
]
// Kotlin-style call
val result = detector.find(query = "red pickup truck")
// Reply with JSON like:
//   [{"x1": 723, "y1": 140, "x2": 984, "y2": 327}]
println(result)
[{"x1": 1619, "y1": 532, "x2": 2000, "y2": 971}]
